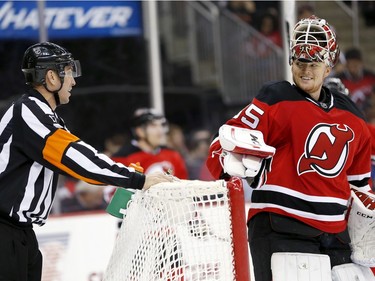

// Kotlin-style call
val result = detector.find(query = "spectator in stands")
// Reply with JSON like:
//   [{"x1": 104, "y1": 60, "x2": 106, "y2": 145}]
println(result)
[
  {"x1": 112, "y1": 108, "x2": 188, "y2": 179},
  {"x1": 366, "y1": 115, "x2": 375, "y2": 193},
  {"x1": 75, "y1": 181, "x2": 107, "y2": 210},
  {"x1": 186, "y1": 129, "x2": 215, "y2": 180},
  {"x1": 167, "y1": 123, "x2": 189, "y2": 158},
  {"x1": 254, "y1": 1, "x2": 280, "y2": 22},
  {"x1": 259, "y1": 13, "x2": 282, "y2": 47},
  {"x1": 226, "y1": 0, "x2": 256, "y2": 26},
  {"x1": 226, "y1": 1, "x2": 280, "y2": 30},
  {"x1": 336, "y1": 47, "x2": 375, "y2": 118},
  {"x1": 61, "y1": 180, "x2": 107, "y2": 213},
  {"x1": 102, "y1": 133, "x2": 128, "y2": 157},
  {"x1": 366, "y1": 85, "x2": 375, "y2": 124},
  {"x1": 297, "y1": 3, "x2": 315, "y2": 20},
  {"x1": 359, "y1": 2, "x2": 375, "y2": 26},
  {"x1": 0, "y1": 42, "x2": 173, "y2": 280},
  {"x1": 247, "y1": 13, "x2": 282, "y2": 58}
]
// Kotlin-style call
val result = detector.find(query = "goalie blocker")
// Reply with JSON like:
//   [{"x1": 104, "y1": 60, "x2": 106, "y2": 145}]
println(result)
[{"x1": 218, "y1": 124, "x2": 275, "y2": 188}]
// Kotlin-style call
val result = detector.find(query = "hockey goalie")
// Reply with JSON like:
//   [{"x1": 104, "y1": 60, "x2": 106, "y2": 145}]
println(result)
[{"x1": 206, "y1": 124, "x2": 375, "y2": 281}]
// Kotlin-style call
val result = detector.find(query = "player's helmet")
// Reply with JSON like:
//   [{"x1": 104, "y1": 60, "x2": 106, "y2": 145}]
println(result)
[
  {"x1": 290, "y1": 15, "x2": 339, "y2": 67},
  {"x1": 323, "y1": 77, "x2": 349, "y2": 96},
  {"x1": 131, "y1": 108, "x2": 167, "y2": 128},
  {"x1": 22, "y1": 42, "x2": 81, "y2": 85},
  {"x1": 130, "y1": 108, "x2": 168, "y2": 140}
]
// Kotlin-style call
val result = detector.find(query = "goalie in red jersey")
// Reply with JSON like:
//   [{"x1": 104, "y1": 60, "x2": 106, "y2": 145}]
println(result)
[{"x1": 206, "y1": 16, "x2": 375, "y2": 281}]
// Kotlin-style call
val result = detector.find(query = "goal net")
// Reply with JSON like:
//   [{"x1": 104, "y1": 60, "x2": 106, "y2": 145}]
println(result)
[{"x1": 103, "y1": 178, "x2": 250, "y2": 281}]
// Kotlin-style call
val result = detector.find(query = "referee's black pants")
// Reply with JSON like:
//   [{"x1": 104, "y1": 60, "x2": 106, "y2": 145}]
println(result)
[
  {"x1": 248, "y1": 212, "x2": 352, "y2": 281},
  {"x1": 0, "y1": 220, "x2": 42, "y2": 281}
]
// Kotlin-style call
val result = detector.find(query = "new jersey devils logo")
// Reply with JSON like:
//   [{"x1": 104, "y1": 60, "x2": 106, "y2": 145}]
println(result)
[{"x1": 297, "y1": 123, "x2": 354, "y2": 177}]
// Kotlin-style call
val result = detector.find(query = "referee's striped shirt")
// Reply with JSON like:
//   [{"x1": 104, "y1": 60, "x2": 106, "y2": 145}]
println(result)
[{"x1": 0, "y1": 89, "x2": 145, "y2": 226}]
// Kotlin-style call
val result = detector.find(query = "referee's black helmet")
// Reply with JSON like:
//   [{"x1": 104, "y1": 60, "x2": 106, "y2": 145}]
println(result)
[{"x1": 22, "y1": 42, "x2": 81, "y2": 85}]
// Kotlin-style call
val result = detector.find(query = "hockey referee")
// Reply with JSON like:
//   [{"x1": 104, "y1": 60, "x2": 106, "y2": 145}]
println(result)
[{"x1": 0, "y1": 42, "x2": 173, "y2": 280}]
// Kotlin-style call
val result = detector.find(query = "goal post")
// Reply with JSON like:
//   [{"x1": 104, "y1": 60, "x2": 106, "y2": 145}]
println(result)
[
  {"x1": 103, "y1": 177, "x2": 251, "y2": 281},
  {"x1": 228, "y1": 177, "x2": 251, "y2": 281}
]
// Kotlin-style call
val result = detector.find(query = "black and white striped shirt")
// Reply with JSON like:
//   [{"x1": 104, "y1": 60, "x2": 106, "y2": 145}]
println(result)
[{"x1": 0, "y1": 89, "x2": 144, "y2": 226}]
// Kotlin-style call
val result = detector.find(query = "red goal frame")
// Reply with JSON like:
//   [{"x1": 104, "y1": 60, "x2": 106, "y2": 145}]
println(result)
[{"x1": 228, "y1": 177, "x2": 251, "y2": 281}]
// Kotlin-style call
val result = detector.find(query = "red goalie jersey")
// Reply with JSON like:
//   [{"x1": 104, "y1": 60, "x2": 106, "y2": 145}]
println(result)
[{"x1": 207, "y1": 81, "x2": 372, "y2": 234}]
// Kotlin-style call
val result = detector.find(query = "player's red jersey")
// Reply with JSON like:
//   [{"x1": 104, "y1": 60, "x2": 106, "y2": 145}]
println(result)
[
  {"x1": 112, "y1": 142, "x2": 188, "y2": 179},
  {"x1": 207, "y1": 81, "x2": 372, "y2": 233}
]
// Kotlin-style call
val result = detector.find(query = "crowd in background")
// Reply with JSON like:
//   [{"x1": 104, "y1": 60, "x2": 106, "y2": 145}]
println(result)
[{"x1": 227, "y1": 1, "x2": 375, "y2": 126}]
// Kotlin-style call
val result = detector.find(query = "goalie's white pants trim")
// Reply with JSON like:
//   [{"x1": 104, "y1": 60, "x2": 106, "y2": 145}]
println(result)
[{"x1": 271, "y1": 252, "x2": 375, "y2": 281}]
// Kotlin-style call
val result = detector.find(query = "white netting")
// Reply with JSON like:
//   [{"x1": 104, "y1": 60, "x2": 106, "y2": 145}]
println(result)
[{"x1": 103, "y1": 180, "x2": 236, "y2": 281}]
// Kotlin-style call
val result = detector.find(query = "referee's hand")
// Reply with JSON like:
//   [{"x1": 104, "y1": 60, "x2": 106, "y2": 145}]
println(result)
[{"x1": 143, "y1": 172, "x2": 174, "y2": 190}]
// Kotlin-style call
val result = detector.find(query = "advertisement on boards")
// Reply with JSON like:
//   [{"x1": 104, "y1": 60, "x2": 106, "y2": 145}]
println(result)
[
  {"x1": 34, "y1": 212, "x2": 120, "y2": 281},
  {"x1": 0, "y1": 0, "x2": 143, "y2": 39}
]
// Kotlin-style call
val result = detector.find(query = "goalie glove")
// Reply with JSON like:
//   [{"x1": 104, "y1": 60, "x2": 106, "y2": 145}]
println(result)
[
  {"x1": 219, "y1": 124, "x2": 275, "y2": 188},
  {"x1": 347, "y1": 187, "x2": 375, "y2": 267},
  {"x1": 221, "y1": 151, "x2": 263, "y2": 178}
]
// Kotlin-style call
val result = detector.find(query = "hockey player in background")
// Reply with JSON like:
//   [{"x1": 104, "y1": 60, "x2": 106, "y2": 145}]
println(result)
[
  {"x1": 0, "y1": 42, "x2": 173, "y2": 280},
  {"x1": 105, "y1": 108, "x2": 188, "y2": 228},
  {"x1": 206, "y1": 16, "x2": 375, "y2": 280},
  {"x1": 112, "y1": 108, "x2": 188, "y2": 179}
]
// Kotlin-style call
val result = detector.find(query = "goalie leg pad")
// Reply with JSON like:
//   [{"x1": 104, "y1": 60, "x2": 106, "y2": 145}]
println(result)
[
  {"x1": 331, "y1": 263, "x2": 375, "y2": 281},
  {"x1": 271, "y1": 252, "x2": 332, "y2": 281},
  {"x1": 347, "y1": 189, "x2": 375, "y2": 267}
]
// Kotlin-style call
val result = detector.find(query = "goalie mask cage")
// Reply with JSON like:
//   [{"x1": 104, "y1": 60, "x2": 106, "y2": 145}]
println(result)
[{"x1": 103, "y1": 177, "x2": 250, "y2": 281}]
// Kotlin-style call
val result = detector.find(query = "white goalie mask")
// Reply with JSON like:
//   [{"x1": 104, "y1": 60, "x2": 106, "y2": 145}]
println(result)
[{"x1": 290, "y1": 15, "x2": 340, "y2": 67}]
